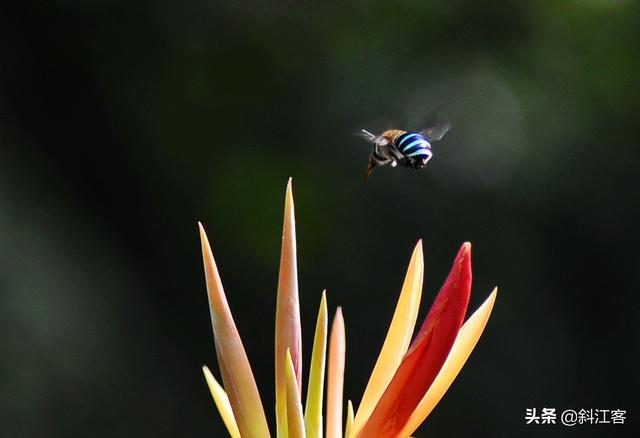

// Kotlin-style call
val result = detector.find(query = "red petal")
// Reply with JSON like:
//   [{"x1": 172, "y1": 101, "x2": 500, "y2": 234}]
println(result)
[{"x1": 356, "y1": 243, "x2": 472, "y2": 438}]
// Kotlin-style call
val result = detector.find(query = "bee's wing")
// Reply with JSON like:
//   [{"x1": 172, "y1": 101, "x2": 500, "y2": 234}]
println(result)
[
  {"x1": 419, "y1": 109, "x2": 451, "y2": 142},
  {"x1": 358, "y1": 129, "x2": 377, "y2": 142},
  {"x1": 356, "y1": 129, "x2": 389, "y2": 146}
]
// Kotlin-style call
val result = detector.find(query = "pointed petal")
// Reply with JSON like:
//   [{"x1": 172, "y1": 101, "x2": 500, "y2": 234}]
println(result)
[
  {"x1": 356, "y1": 243, "x2": 472, "y2": 438},
  {"x1": 351, "y1": 241, "x2": 424, "y2": 436},
  {"x1": 202, "y1": 366, "x2": 241, "y2": 438},
  {"x1": 345, "y1": 400, "x2": 355, "y2": 438},
  {"x1": 285, "y1": 349, "x2": 306, "y2": 438},
  {"x1": 399, "y1": 288, "x2": 497, "y2": 437},
  {"x1": 326, "y1": 308, "x2": 346, "y2": 438},
  {"x1": 276, "y1": 178, "x2": 303, "y2": 438},
  {"x1": 199, "y1": 224, "x2": 271, "y2": 438},
  {"x1": 304, "y1": 291, "x2": 328, "y2": 438}
]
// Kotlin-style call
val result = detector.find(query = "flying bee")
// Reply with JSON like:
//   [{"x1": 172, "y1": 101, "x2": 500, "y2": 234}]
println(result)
[{"x1": 359, "y1": 110, "x2": 451, "y2": 180}]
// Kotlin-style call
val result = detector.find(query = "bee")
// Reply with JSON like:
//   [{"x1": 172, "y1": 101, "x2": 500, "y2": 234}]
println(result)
[{"x1": 359, "y1": 110, "x2": 451, "y2": 180}]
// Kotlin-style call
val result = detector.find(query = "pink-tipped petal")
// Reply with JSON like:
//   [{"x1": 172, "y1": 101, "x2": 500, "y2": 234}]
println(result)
[
  {"x1": 275, "y1": 178, "x2": 303, "y2": 437},
  {"x1": 199, "y1": 223, "x2": 271, "y2": 438},
  {"x1": 327, "y1": 308, "x2": 346, "y2": 438},
  {"x1": 356, "y1": 243, "x2": 472, "y2": 438}
]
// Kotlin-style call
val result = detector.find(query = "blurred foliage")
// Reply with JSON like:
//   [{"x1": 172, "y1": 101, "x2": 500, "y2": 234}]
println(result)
[{"x1": 1, "y1": 1, "x2": 638, "y2": 437}]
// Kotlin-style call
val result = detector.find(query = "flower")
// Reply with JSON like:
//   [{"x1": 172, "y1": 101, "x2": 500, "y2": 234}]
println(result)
[{"x1": 199, "y1": 179, "x2": 497, "y2": 438}]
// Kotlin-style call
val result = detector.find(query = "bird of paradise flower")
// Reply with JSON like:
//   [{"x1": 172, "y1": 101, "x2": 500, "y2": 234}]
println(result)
[{"x1": 199, "y1": 179, "x2": 497, "y2": 438}]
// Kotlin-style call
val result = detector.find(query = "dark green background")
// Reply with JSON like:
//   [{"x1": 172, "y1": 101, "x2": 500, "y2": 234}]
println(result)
[{"x1": 1, "y1": 1, "x2": 638, "y2": 437}]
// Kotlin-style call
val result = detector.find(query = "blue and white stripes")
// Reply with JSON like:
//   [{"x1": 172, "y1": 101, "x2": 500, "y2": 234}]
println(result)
[{"x1": 395, "y1": 132, "x2": 432, "y2": 157}]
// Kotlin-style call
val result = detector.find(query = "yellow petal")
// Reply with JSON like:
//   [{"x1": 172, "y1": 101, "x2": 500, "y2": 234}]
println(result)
[
  {"x1": 304, "y1": 291, "x2": 328, "y2": 438},
  {"x1": 326, "y1": 308, "x2": 346, "y2": 438},
  {"x1": 202, "y1": 366, "x2": 241, "y2": 438},
  {"x1": 285, "y1": 349, "x2": 306, "y2": 438},
  {"x1": 199, "y1": 224, "x2": 271, "y2": 438},
  {"x1": 351, "y1": 241, "x2": 424, "y2": 437},
  {"x1": 398, "y1": 288, "x2": 497, "y2": 437},
  {"x1": 276, "y1": 178, "x2": 303, "y2": 438},
  {"x1": 345, "y1": 400, "x2": 354, "y2": 438}
]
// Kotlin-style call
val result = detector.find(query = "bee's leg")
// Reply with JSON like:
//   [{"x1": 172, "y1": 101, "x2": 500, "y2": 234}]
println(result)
[
  {"x1": 397, "y1": 156, "x2": 411, "y2": 168},
  {"x1": 364, "y1": 158, "x2": 377, "y2": 181}
]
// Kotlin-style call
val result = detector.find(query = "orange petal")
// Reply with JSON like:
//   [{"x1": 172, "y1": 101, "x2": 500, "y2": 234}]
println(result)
[
  {"x1": 356, "y1": 243, "x2": 472, "y2": 438},
  {"x1": 199, "y1": 224, "x2": 271, "y2": 438},
  {"x1": 351, "y1": 241, "x2": 424, "y2": 436},
  {"x1": 326, "y1": 308, "x2": 346, "y2": 438},
  {"x1": 399, "y1": 288, "x2": 497, "y2": 436},
  {"x1": 275, "y1": 178, "x2": 303, "y2": 437}
]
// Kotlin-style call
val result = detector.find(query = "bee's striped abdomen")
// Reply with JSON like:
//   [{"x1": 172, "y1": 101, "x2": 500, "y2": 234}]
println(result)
[{"x1": 395, "y1": 132, "x2": 432, "y2": 158}]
